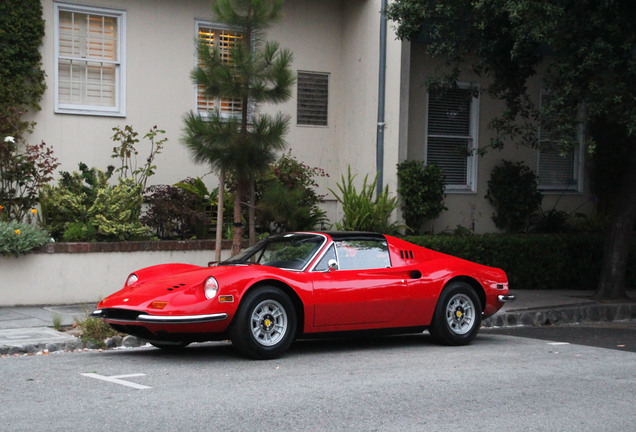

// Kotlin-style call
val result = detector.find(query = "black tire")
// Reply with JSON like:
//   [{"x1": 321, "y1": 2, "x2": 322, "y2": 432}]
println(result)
[
  {"x1": 429, "y1": 281, "x2": 482, "y2": 346},
  {"x1": 229, "y1": 286, "x2": 297, "y2": 359}
]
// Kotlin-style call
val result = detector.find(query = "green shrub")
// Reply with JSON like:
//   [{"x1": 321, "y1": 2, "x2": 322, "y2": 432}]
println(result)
[
  {"x1": 397, "y1": 160, "x2": 446, "y2": 234},
  {"x1": 62, "y1": 221, "x2": 97, "y2": 242},
  {"x1": 258, "y1": 181, "x2": 327, "y2": 231},
  {"x1": 90, "y1": 179, "x2": 153, "y2": 241},
  {"x1": 486, "y1": 160, "x2": 543, "y2": 232},
  {"x1": 40, "y1": 163, "x2": 114, "y2": 239},
  {"x1": 405, "y1": 233, "x2": 636, "y2": 291},
  {"x1": 257, "y1": 153, "x2": 328, "y2": 232},
  {"x1": 330, "y1": 166, "x2": 403, "y2": 234},
  {"x1": 40, "y1": 165, "x2": 152, "y2": 241},
  {"x1": 0, "y1": 221, "x2": 49, "y2": 255}
]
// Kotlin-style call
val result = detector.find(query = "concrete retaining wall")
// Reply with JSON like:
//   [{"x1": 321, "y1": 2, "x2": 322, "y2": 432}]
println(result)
[{"x1": 0, "y1": 241, "x2": 232, "y2": 306}]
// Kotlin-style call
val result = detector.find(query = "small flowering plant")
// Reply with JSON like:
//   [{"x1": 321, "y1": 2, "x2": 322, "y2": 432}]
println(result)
[
  {"x1": 0, "y1": 220, "x2": 50, "y2": 256},
  {"x1": 0, "y1": 135, "x2": 58, "y2": 222}
]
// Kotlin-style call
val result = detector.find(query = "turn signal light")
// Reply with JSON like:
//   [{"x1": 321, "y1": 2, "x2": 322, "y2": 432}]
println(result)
[
  {"x1": 219, "y1": 295, "x2": 234, "y2": 303},
  {"x1": 150, "y1": 301, "x2": 168, "y2": 309}
]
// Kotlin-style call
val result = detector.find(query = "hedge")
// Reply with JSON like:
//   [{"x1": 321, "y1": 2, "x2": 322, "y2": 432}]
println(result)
[{"x1": 404, "y1": 234, "x2": 636, "y2": 291}]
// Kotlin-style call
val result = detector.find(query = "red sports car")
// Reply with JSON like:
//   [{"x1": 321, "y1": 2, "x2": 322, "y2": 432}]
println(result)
[{"x1": 92, "y1": 232, "x2": 515, "y2": 358}]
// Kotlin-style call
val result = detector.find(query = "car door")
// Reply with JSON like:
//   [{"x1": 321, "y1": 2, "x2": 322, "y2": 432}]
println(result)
[{"x1": 311, "y1": 239, "x2": 409, "y2": 327}]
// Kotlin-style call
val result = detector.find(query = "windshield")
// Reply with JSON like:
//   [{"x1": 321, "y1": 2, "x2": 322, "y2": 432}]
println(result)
[{"x1": 222, "y1": 233, "x2": 326, "y2": 270}]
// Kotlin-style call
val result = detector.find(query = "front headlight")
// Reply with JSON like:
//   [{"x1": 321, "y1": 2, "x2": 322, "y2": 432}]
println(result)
[
  {"x1": 126, "y1": 273, "x2": 138, "y2": 287},
  {"x1": 204, "y1": 276, "x2": 219, "y2": 299}
]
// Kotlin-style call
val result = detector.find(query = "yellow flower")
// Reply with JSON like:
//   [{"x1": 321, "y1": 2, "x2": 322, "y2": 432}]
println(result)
[
  {"x1": 31, "y1": 208, "x2": 37, "y2": 215},
  {"x1": 14, "y1": 229, "x2": 21, "y2": 235}
]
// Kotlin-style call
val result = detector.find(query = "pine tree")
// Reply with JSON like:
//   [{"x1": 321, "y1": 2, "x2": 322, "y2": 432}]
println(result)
[{"x1": 182, "y1": 0, "x2": 294, "y2": 257}]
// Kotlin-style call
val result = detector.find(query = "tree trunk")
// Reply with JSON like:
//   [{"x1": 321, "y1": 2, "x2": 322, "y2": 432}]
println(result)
[
  {"x1": 249, "y1": 177, "x2": 256, "y2": 246},
  {"x1": 594, "y1": 141, "x2": 636, "y2": 300},
  {"x1": 231, "y1": 188, "x2": 243, "y2": 256},
  {"x1": 214, "y1": 169, "x2": 225, "y2": 263}
]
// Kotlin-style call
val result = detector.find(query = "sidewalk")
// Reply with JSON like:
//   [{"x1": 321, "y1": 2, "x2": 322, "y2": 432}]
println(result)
[{"x1": 1, "y1": 290, "x2": 635, "y2": 355}]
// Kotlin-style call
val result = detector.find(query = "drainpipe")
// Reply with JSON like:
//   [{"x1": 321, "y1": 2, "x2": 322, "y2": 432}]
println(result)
[{"x1": 376, "y1": 0, "x2": 388, "y2": 197}]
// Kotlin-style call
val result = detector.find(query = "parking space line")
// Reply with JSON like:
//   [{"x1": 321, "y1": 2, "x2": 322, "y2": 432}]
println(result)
[{"x1": 81, "y1": 372, "x2": 151, "y2": 390}]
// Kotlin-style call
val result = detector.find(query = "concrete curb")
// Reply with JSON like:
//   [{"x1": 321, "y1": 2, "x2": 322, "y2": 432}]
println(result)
[
  {"x1": 483, "y1": 303, "x2": 636, "y2": 328},
  {"x1": 0, "y1": 334, "x2": 148, "y2": 356}
]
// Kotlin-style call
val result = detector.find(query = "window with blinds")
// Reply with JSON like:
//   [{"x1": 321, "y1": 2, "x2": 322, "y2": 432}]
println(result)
[
  {"x1": 297, "y1": 72, "x2": 329, "y2": 126},
  {"x1": 196, "y1": 22, "x2": 243, "y2": 116},
  {"x1": 537, "y1": 92, "x2": 580, "y2": 191},
  {"x1": 426, "y1": 87, "x2": 478, "y2": 190},
  {"x1": 55, "y1": 4, "x2": 124, "y2": 116}
]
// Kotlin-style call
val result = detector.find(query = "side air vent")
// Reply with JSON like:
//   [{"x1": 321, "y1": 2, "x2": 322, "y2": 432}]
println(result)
[{"x1": 399, "y1": 250, "x2": 414, "y2": 259}]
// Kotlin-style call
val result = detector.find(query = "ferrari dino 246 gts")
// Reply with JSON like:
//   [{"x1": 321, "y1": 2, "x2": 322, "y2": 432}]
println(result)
[{"x1": 92, "y1": 232, "x2": 515, "y2": 358}]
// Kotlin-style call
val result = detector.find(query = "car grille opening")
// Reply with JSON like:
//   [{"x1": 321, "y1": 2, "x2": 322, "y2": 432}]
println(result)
[{"x1": 101, "y1": 308, "x2": 144, "y2": 320}]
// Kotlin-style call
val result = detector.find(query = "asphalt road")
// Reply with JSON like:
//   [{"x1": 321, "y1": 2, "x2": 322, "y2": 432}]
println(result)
[{"x1": 1, "y1": 329, "x2": 634, "y2": 432}]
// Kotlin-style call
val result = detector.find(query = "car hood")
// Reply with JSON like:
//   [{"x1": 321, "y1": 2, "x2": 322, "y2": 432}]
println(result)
[{"x1": 97, "y1": 263, "x2": 287, "y2": 312}]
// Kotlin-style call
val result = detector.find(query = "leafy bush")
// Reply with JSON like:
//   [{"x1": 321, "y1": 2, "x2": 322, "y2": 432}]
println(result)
[
  {"x1": 142, "y1": 181, "x2": 210, "y2": 239},
  {"x1": 62, "y1": 221, "x2": 96, "y2": 242},
  {"x1": 1, "y1": 137, "x2": 59, "y2": 222},
  {"x1": 397, "y1": 160, "x2": 446, "y2": 234},
  {"x1": 486, "y1": 160, "x2": 543, "y2": 232},
  {"x1": 40, "y1": 164, "x2": 113, "y2": 240},
  {"x1": 0, "y1": 220, "x2": 49, "y2": 256},
  {"x1": 90, "y1": 179, "x2": 152, "y2": 241},
  {"x1": 330, "y1": 166, "x2": 403, "y2": 234},
  {"x1": 40, "y1": 164, "x2": 152, "y2": 241},
  {"x1": 259, "y1": 181, "x2": 327, "y2": 231},
  {"x1": 405, "y1": 234, "x2": 636, "y2": 291},
  {"x1": 257, "y1": 152, "x2": 328, "y2": 232}
]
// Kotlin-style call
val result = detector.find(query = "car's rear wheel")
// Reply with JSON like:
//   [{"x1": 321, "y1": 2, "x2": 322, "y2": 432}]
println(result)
[
  {"x1": 230, "y1": 286, "x2": 297, "y2": 359},
  {"x1": 429, "y1": 281, "x2": 482, "y2": 345}
]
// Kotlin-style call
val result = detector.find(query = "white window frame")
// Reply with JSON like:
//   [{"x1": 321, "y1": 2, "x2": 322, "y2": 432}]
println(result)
[
  {"x1": 424, "y1": 83, "x2": 479, "y2": 193},
  {"x1": 194, "y1": 19, "x2": 244, "y2": 119},
  {"x1": 537, "y1": 90, "x2": 584, "y2": 193},
  {"x1": 54, "y1": 2, "x2": 126, "y2": 117}
]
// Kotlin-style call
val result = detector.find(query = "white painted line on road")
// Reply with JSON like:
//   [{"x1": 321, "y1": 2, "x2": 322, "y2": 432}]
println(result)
[
  {"x1": 547, "y1": 342, "x2": 570, "y2": 346},
  {"x1": 81, "y1": 373, "x2": 151, "y2": 390}
]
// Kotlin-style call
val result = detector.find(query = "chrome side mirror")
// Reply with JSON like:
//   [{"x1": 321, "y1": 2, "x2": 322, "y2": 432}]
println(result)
[{"x1": 328, "y1": 259, "x2": 338, "y2": 271}]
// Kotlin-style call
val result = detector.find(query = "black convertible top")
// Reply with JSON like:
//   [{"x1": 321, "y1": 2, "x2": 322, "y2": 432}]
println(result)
[
  {"x1": 320, "y1": 232, "x2": 386, "y2": 241},
  {"x1": 266, "y1": 231, "x2": 387, "y2": 242}
]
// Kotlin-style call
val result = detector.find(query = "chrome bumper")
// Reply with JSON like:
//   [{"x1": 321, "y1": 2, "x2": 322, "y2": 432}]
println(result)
[
  {"x1": 498, "y1": 294, "x2": 516, "y2": 303},
  {"x1": 91, "y1": 309, "x2": 228, "y2": 324}
]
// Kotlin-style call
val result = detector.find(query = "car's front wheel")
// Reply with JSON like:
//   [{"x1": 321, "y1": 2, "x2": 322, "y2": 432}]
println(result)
[
  {"x1": 429, "y1": 281, "x2": 482, "y2": 345},
  {"x1": 230, "y1": 286, "x2": 297, "y2": 359}
]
